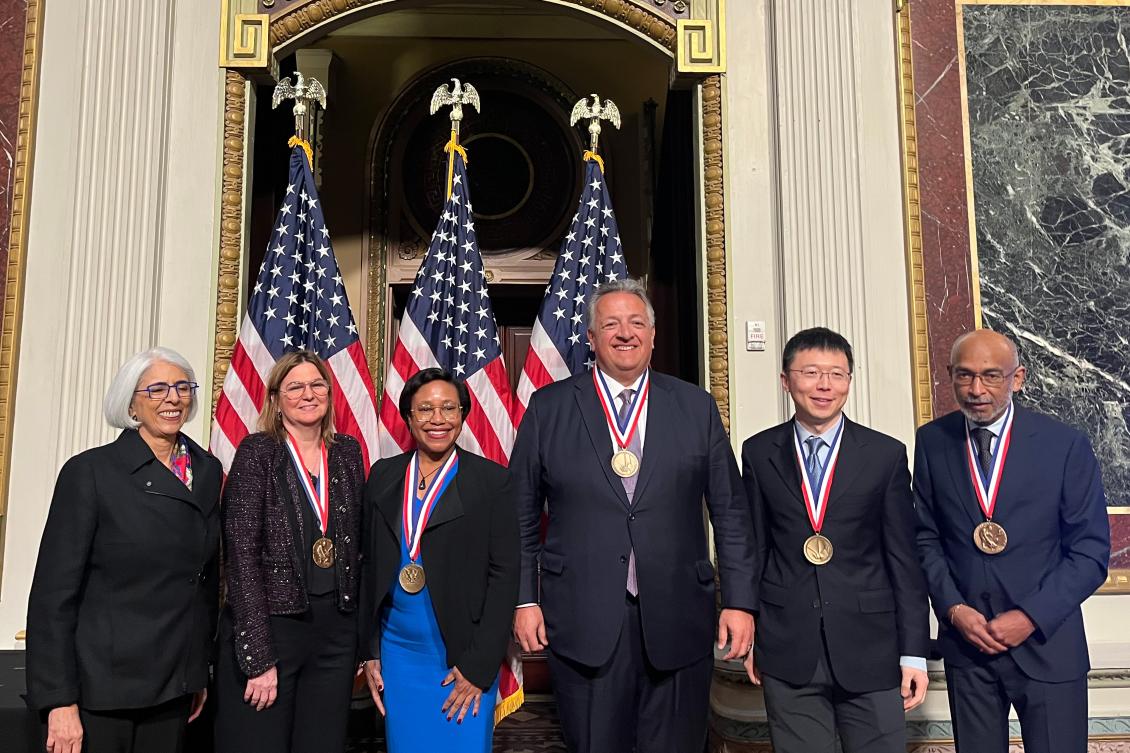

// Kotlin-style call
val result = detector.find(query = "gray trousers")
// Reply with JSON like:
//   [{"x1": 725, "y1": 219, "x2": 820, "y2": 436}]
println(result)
[{"x1": 761, "y1": 644, "x2": 906, "y2": 753}]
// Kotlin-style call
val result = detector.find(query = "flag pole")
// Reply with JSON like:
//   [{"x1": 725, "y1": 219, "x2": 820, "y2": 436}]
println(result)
[
  {"x1": 570, "y1": 93, "x2": 622, "y2": 172},
  {"x1": 272, "y1": 70, "x2": 327, "y2": 168},
  {"x1": 430, "y1": 78, "x2": 480, "y2": 198}
]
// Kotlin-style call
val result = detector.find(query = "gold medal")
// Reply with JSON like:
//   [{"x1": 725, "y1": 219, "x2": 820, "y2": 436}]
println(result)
[
  {"x1": 399, "y1": 563, "x2": 426, "y2": 593},
  {"x1": 611, "y1": 448, "x2": 640, "y2": 478},
  {"x1": 312, "y1": 536, "x2": 335, "y2": 569},
  {"x1": 803, "y1": 533, "x2": 833, "y2": 565},
  {"x1": 973, "y1": 520, "x2": 1007, "y2": 555}
]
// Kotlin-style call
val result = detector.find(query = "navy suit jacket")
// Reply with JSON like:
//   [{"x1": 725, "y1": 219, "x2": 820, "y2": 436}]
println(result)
[
  {"x1": 913, "y1": 406, "x2": 1110, "y2": 682},
  {"x1": 510, "y1": 370, "x2": 756, "y2": 671},
  {"x1": 741, "y1": 418, "x2": 930, "y2": 693}
]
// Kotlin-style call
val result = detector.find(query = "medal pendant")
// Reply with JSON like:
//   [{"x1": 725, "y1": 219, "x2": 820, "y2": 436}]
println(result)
[
  {"x1": 399, "y1": 563, "x2": 426, "y2": 594},
  {"x1": 312, "y1": 537, "x2": 335, "y2": 569},
  {"x1": 611, "y1": 449, "x2": 640, "y2": 478},
  {"x1": 803, "y1": 533, "x2": 833, "y2": 565},
  {"x1": 973, "y1": 520, "x2": 1008, "y2": 555}
]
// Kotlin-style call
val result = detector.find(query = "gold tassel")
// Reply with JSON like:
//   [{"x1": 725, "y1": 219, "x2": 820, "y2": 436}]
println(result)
[
  {"x1": 582, "y1": 149, "x2": 605, "y2": 173},
  {"x1": 288, "y1": 136, "x2": 314, "y2": 168},
  {"x1": 444, "y1": 131, "x2": 469, "y2": 199}
]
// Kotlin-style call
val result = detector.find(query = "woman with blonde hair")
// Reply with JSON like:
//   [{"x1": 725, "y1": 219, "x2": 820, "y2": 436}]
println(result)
[{"x1": 214, "y1": 349, "x2": 365, "y2": 753}]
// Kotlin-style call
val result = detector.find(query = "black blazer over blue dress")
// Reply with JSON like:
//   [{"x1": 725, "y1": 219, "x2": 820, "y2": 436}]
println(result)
[{"x1": 358, "y1": 450, "x2": 519, "y2": 690}]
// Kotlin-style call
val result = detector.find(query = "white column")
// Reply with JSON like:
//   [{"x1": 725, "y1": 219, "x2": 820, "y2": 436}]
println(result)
[
  {"x1": 0, "y1": 0, "x2": 224, "y2": 644},
  {"x1": 768, "y1": 0, "x2": 915, "y2": 443}
]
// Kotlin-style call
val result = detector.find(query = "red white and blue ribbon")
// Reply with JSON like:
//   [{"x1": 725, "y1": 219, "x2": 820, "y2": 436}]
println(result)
[
  {"x1": 402, "y1": 449, "x2": 459, "y2": 562},
  {"x1": 284, "y1": 434, "x2": 329, "y2": 534},
  {"x1": 965, "y1": 403, "x2": 1014, "y2": 520},
  {"x1": 593, "y1": 368, "x2": 649, "y2": 451},
  {"x1": 792, "y1": 420, "x2": 845, "y2": 533}
]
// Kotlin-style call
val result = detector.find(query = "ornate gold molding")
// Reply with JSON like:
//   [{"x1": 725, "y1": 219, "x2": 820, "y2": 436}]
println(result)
[
  {"x1": 701, "y1": 76, "x2": 731, "y2": 431},
  {"x1": 213, "y1": 0, "x2": 731, "y2": 429},
  {"x1": 219, "y1": 0, "x2": 271, "y2": 74},
  {"x1": 211, "y1": 71, "x2": 250, "y2": 409},
  {"x1": 0, "y1": 0, "x2": 44, "y2": 542},
  {"x1": 678, "y1": 0, "x2": 726, "y2": 73},
  {"x1": 896, "y1": 0, "x2": 933, "y2": 427}
]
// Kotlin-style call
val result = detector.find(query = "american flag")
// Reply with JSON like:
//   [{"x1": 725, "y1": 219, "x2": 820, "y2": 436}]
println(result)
[
  {"x1": 375, "y1": 145, "x2": 523, "y2": 720},
  {"x1": 515, "y1": 157, "x2": 628, "y2": 417},
  {"x1": 376, "y1": 148, "x2": 517, "y2": 463},
  {"x1": 211, "y1": 144, "x2": 380, "y2": 471}
]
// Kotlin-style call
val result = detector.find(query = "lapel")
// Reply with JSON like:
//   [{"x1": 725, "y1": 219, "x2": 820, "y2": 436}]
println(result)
[
  {"x1": 767, "y1": 420, "x2": 804, "y2": 505},
  {"x1": 992, "y1": 404, "x2": 1036, "y2": 524},
  {"x1": 940, "y1": 410, "x2": 985, "y2": 526},
  {"x1": 575, "y1": 375, "x2": 631, "y2": 510},
  {"x1": 114, "y1": 430, "x2": 199, "y2": 510},
  {"x1": 826, "y1": 417, "x2": 867, "y2": 505},
  {"x1": 184, "y1": 436, "x2": 219, "y2": 516},
  {"x1": 273, "y1": 446, "x2": 306, "y2": 561},
  {"x1": 425, "y1": 454, "x2": 465, "y2": 531},
  {"x1": 376, "y1": 452, "x2": 413, "y2": 537},
  {"x1": 631, "y1": 375, "x2": 673, "y2": 504}
]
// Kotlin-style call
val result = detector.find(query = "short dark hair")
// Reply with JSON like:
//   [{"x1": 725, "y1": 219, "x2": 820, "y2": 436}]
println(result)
[
  {"x1": 398, "y1": 368, "x2": 473, "y2": 424},
  {"x1": 782, "y1": 327, "x2": 854, "y2": 373}
]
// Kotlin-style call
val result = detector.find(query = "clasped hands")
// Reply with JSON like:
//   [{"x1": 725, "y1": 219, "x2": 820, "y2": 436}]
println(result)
[
  {"x1": 950, "y1": 605, "x2": 1035, "y2": 655},
  {"x1": 361, "y1": 659, "x2": 483, "y2": 723}
]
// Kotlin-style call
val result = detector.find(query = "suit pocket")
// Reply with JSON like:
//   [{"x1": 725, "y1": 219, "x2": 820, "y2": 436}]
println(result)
[
  {"x1": 540, "y1": 550, "x2": 565, "y2": 576},
  {"x1": 858, "y1": 588, "x2": 895, "y2": 614},
  {"x1": 759, "y1": 581, "x2": 790, "y2": 607},
  {"x1": 695, "y1": 559, "x2": 715, "y2": 584}
]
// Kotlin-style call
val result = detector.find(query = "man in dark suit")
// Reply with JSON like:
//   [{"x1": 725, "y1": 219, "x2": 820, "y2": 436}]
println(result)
[
  {"x1": 741, "y1": 327, "x2": 930, "y2": 753},
  {"x1": 914, "y1": 329, "x2": 1110, "y2": 753},
  {"x1": 510, "y1": 278, "x2": 756, "y2": 753}
]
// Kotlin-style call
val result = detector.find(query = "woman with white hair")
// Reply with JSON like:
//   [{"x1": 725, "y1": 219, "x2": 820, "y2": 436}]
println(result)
[{"x1": 25, "y1": 346, "x2": 222, "y2": 753}]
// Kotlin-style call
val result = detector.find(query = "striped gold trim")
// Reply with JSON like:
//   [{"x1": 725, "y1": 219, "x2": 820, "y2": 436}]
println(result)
[
  {"x1": 896, "y1": 0, "x2": 934, "y2": 427},
  {"x1": 0, "y1": 0, "x2": 44, "y2": 573}
]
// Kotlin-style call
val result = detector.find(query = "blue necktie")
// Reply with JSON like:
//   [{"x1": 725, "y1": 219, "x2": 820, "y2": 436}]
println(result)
[{"x1": 805, "y1": 435, "x2": 825, "y2": 491}]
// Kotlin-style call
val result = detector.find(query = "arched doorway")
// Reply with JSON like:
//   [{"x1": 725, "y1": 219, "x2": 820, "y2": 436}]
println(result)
[{"x1": 215, "y1": 0, "x2": 734, "y2": 428}]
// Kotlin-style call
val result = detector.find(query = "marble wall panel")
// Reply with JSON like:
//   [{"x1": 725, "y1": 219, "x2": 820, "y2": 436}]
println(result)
[
  {"x1": 0, "y1": 0, "x2": 29, "y2": 298},
  {"x1": 962, "y1": 5, "x2": 1130, "y2": 526},
  {"x1": 910, "y1": 0, "x2": 977, "y2": 415}
]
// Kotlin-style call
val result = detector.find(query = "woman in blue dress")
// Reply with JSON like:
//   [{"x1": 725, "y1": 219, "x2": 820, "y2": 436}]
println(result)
[{"x1": 359, "y1": 368, "x2": 519, "y2": 752}]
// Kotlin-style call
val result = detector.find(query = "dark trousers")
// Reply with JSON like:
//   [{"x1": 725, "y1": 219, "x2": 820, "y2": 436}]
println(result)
[
  {"x1": 214, "y1": 594, "x2": 358, "y2": 753},
  {"x1": 946, "y1": 654, "x2": 1087, "y2": 753},
  {"x1": 76, "y1": 695, "x2": 193, "y2": 753},
  {"x1": 547, "y1": 594, "x2": 713, "y2": 753},
  {"x1": 761, "y1": 640, "x2": 906, "y2": 753}
]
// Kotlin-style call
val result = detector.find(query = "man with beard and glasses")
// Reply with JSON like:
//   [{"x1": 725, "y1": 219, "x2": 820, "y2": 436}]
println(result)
[{"x1": 913, "y1": 329, "x2": 1109, "y2": 753}]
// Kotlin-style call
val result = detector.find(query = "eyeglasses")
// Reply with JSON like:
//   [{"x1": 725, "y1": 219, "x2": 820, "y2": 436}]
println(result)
[
  {"x1": 789, "y1": 368, "x2": 852, "y2": 384},
  {"x1": 412, "y1": 403, "x2": 462, "y2": 423},
  {"x1": 134, "y1": 381, "x2": 199, "y2": 400},
  {"x1": 280, "y1": 380, "x2": 330, "y2": 399},
  {"x1": 949, "y1": 367, "x2": 1018, "y2": 387}
]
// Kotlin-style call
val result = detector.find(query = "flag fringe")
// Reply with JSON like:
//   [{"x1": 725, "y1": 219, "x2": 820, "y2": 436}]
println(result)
[
  {"x1": 288, "y1": 136, "x2": 314, "y2": 167},
  {"x1": 444, "y1": 132, "x2": 469, "y2": 199},
  {"x1": 582, "y1": 149, "x2": 605, "y2": 173},
  {"x1": 493, "y1": 686, "x2": 524, "y2": 725}
]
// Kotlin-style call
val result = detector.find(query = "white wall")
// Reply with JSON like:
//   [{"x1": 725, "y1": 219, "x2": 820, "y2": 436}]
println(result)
[
  {"x1": 0, "y1": 0, "x2": 224, "y2": 646},
  {"x1": 725, "y1": 0, "x2": 915, "y2": 447}
]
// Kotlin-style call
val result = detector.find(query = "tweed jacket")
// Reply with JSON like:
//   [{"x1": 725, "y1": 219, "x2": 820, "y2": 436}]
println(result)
[{"x1": 221, "y1": 432, "x2": 365, "y2": 677}]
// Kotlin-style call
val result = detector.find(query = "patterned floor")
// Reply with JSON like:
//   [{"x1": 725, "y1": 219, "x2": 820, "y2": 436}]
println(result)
[{"x1": 344, "y1": 695, "x2": 567, "y2": 753}]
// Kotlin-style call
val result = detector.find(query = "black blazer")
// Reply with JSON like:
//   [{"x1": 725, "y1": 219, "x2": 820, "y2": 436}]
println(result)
[
  {"x1": 221, "y1": 432, "x2": 365, "y2": 678},
  {"x1": 359, "y1": 450, "x2": 519, "y2": 690},
  {"x1": 510, "y1": 371, "x2": 756, "y2": 672},
  {"x1": 914, "y1": 406, "x2": 1109, "y2": 682},
  {"x1": 741, "y1": 418, "x2": 930, "y2": 694},
  {"x1": 26, "y1": 430, "x2": 222, "y2": 712}
]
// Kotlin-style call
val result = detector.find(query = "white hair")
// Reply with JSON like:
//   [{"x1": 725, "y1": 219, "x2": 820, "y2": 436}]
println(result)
[
  {"x1": 103, "y1": 346, "x2": 199, "y2": 429},
  {"x1": 586, "y1": 277, "x2": 656, "y2": 331}
]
